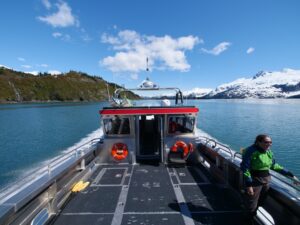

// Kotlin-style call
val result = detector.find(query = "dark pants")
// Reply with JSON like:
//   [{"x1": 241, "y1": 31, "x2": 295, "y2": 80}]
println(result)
[{"x1": 244, "y1": 176, "x2": 271, "y2": 214}]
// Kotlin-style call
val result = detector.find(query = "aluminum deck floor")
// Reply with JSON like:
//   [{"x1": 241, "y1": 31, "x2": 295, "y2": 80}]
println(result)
[{"x1": 50, "y1": 164, "x2": 248, "y2": 225}]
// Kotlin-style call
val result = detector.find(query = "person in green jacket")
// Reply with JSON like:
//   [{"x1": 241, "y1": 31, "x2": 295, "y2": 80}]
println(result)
[{"x1": 240, "y1": 134, "x2": 295, "y2": 217}]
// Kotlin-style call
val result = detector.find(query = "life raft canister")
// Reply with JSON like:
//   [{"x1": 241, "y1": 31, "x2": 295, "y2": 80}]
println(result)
[
  {"x1": 111, "y1": 143, "x2": 128, "y2": 161},
  {"x1": 171, "y1": 141, "x2": 193, "y2": 158}
]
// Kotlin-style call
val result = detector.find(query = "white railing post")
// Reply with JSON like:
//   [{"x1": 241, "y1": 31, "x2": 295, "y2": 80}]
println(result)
[
  {"x1": 80, "y1": 149, "x2": 85, "y2": 170},
  {"x1": 48, "y1": 164, "x2": 51, "y2": 177}
]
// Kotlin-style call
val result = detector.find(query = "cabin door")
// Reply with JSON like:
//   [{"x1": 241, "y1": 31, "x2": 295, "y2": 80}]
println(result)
[{"x1": 137, "y1": 115, "x2": 163, "y2": 161}]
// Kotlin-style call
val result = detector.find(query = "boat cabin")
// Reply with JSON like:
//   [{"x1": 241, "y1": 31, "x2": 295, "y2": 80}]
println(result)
[
  {"x1": 99, "y1": 80, "x2": 199, "y2": 164},
  {"x1": 99, "y1": 106, "x2": 199, "y2": 164}
]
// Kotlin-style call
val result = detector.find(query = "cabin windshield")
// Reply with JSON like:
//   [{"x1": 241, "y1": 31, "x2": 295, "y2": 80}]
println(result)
[
  {"x1": 168, "y1": 115, "x2": 195, "y2": 134},
  {"x1": 103, "y1": 116, "x2": 130, "y2": 135}
]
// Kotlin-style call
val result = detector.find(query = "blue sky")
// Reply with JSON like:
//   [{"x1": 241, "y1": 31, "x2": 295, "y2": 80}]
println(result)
[{"x1": 1, "y1": 0, "x2": 300, "y2": 91}]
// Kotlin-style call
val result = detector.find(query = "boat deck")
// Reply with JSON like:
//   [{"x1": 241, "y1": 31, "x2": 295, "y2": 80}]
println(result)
[{"x1": 50, "y1": 163, "x2": 249, "y2": 225}]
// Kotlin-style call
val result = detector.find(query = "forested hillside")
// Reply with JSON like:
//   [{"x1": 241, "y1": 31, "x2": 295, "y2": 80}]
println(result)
[{"x1": 0, "y1": 67, "x2": 137, "y2": 103}]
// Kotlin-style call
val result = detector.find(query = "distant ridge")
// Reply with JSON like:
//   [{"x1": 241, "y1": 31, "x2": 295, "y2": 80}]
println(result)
[
  {"x1": 188, "y1": 69, "x2": 300, "y2": 99},
  {"x1": 0, "y1": 67, "x2": 138, "y2": 103}
]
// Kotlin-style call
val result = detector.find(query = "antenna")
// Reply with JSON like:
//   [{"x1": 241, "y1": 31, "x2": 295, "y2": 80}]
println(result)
[{"x1": 146, "y1": 57, "x2": 149, "y2": 71}]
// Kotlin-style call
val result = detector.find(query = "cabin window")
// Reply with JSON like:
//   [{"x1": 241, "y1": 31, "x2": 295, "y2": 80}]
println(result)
[
  {"x1": 103, "y1": 116, "x2": 130, "y2": 135},
  {"x1": 168, "y1": 115, "x2": 195, "y2": 134}
]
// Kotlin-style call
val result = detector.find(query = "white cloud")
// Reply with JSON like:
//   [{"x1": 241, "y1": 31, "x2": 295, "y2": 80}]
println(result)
[
  {"x1": 52, "y1": 32, "x2": 62, "y2": 38},
  {"x1": 42, "y1": 0, "x2": 51, "y2": 9},
  {"x1": 38, "y1": 64, "x2": 49, "y2": 68},
  {"x1": 38, "y1": 1, "x2": 79, "y2": 28},
  {"x1": 18, "y1": 57, "x2": 25, "y2": 62},
  {"x1": 52, "y1": 32, "x2": 71, "y2": 41},
  {"x1": 48, "y1": 70, "x2": 62, "y2": 75},
  {"x1": 201, "y1": 42, "x2": 231, "y2": 55},
  {"x1": 100, "y1": 30, "x2": 200, "y2": 75},
  {"x1": 246, "y1": 47, "x2": 255, "y2": 54},
  {"x1": 21, "y1": 65, "x2": 32, "y2": 69}
]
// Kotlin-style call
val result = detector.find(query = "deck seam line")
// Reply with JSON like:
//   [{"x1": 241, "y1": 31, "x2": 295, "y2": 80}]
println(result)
[
  {"x1": 167, "y1": 167, "x2": 196, "y2": 225},
  {"x1": 123, "y1": 211, "x2": 181, "y2": 215},
  {"x1": 179, "y1": 182, "x2": 211, "y2": 186},
  {"x1": 120, "y1": 167, "x2": 128, "y2": 185},
  {"x1": 60, "y1": 209, "x2": 245, "y2": 216},
  {"x1": 91, "y1": 184, "x2": 123, "y2": 187},
  {"x1": 92, "y1": 167, "x2": 107, "y2": 185},
  {"x1": 191, "y1": 210, "x2": 246, "y2": 214},
  {"x1": 91, "y1": 167, "x2": 128, "y2": 187},
  {"x1": 111, "y1": 165, "x2": 134, "y2": 225},
  {"x1": 172, "y1": 167, "x2": 182, "y2": 184},
  {"x1": 61, "y1": 212, "x2": 114, "y2": 215}
]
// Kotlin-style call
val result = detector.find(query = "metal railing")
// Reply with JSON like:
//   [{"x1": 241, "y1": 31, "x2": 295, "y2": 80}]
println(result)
[
  {"x1": 195, "y1": 136, "x2": 235, "y2": 159},
  {"x1": 0, "y1": 138, "x2": 101, "y2": 204},
  {"x1": 194, "y1": 135, "x2": 300, "y2": 191}
]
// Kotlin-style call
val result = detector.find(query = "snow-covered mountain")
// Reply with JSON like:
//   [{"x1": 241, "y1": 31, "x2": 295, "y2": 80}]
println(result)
[
  {"x1": 203, "y1": 69, "x2": 300, "y2": 99},
  {"x1": 183, "y1": 88, "x2": 213, "y2": 98}
]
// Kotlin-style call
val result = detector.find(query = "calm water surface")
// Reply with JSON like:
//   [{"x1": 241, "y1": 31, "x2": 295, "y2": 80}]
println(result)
[
  {"x1": 0, "y1": 102, "x2": 108, "y2": 189},
  {"x1": 0, "y1": 99, "x2": 299, "y2": 189},
  {"x1": 192, "y1": 99, "x2": 300, "y2": 177}
]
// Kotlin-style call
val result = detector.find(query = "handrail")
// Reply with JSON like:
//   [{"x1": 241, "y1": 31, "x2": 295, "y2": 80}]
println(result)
[
  {"x1": 112, "y1": 87, "x2": 184, "y2": 106},
  {"x1": 0, "y1": 138, "x2": 101, "y2": 202},
  {"x1": 195, "y1": 136, "x2": 234, "y2": 159},
  {"x1": 47, "y1": 138, "x2": 100, "y2": 167},
  {"x1": 195, "y1": 135, "x2": 300, "y2": 191},
  {"x1": 270, "y1": 170, "x2": 300, "y2": 192}
]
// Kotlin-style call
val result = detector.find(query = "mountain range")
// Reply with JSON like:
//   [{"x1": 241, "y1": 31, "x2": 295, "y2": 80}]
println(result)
[
  {"x1": 185, "y1": 69, "x2": 300, "y2": 99},
  {"x1": 1, "y1": 66, "x2": 300, "y2": 103},
  {"x1": 0, "y1": 67, "x2": 138, "y2": 103}
]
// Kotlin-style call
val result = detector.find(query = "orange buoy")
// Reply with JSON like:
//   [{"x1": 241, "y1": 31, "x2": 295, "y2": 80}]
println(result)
[
  {"x1": 111, "y1": 143, "x2": 128, "y2": 161},
  {"x1": 171, "y1": 140, "x2": 192, "y2": 158}
]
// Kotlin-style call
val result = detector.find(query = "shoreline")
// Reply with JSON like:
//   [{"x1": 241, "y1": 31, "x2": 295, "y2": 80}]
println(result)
[
  {"x1": 0, "y1": 100, "x2": 109, "y2": 105},
  {"x1": 1, "y1": 97, "x2": 300, "y2": 104}
]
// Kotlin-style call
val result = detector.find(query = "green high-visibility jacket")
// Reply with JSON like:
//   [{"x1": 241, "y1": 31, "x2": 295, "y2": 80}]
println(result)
[{"x1": 240, "y1": 144, "x2": 288, "y2": 186}]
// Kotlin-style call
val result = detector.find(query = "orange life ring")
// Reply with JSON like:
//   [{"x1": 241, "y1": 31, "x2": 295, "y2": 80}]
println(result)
[
  {"x1": 171, "y1": 141, "x2": 193, "y2": 158},
  {"x1": 111, "y1": 143, "x2": 128, "y2": 161},
  {"x1": 171, "y1": 141, "x2": 190, "y2": 158}
]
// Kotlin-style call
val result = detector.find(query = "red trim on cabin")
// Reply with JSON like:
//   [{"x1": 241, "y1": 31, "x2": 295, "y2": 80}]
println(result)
[{"x1": 99, "y1": 107, "x2": 199, "y2": 115}]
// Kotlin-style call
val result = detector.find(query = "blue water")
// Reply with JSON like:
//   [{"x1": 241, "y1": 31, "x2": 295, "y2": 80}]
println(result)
[
  {"x1": 192, "y1": 99, "x2": 300, "y2": 177},
  {"x1": 0, "y1": 99, "x2": 299, "y2": 190},
  {"x1": 0, "y1": 102, "x2": 108, "y2": 189}
]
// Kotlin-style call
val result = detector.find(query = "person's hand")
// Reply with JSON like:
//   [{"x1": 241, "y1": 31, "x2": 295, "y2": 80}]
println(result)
[{"x1": 247, "y1": 186, "x2": 254, "y2": 195}]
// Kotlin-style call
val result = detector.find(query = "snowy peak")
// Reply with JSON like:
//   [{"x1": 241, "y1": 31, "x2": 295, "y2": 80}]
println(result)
[
  {"x1": 208, "y1": 69, "x2": 300, "y2": 98},
  {"x1": 189, "y1": 69, "x2": 300, "y2": 99},
  {"x1": 183, "y1": 88, "x2": 213, "y2": 98}
]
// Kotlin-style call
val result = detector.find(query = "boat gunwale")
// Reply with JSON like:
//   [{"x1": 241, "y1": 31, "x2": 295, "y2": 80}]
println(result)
[{"x1": 99, "y1": 106, "x2": 199, "y2": 115}]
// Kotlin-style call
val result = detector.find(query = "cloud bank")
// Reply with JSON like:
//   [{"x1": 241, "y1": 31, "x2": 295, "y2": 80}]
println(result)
[
  {"x1": 38, "y1": 1, "x2": 78, "y2": 28},
  {"x1": 100, "y1": 30, "x2": 200, "y2": 76}
]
